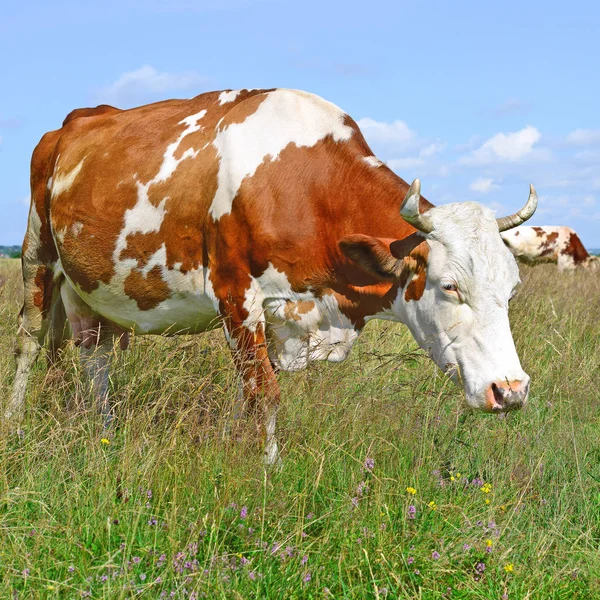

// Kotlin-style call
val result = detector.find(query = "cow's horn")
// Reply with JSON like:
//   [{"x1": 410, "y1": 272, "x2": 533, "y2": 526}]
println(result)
[
  {"x1": 400, "y1": 178, "x2": 433, "y2": 233},
  {"x1": 496, "y1": 184, "x2": 538, "y2": 232}
]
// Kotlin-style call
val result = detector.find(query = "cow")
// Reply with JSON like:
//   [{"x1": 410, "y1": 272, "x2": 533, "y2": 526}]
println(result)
[
  {"x1": 501, "y1": 226, "x2": 599, "y2": 271},
  {"x1": 6, "y1": 88, "x2": 538, "y2": 464}
]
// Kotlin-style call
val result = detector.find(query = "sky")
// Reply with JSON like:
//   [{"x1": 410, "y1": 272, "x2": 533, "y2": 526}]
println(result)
[{"x1": 1, "y1": 0, "x2": 600, "y2": 247}]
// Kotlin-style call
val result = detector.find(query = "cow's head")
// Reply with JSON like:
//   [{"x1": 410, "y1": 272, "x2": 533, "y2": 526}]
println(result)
[{"x1": 340, "y1": 180, "x2": 537, "y2": 412}]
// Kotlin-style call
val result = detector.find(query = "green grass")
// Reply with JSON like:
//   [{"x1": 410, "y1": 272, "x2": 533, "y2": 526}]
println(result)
[{"x1": 1, "y1": 257, "x2": 600, "y2": 599}]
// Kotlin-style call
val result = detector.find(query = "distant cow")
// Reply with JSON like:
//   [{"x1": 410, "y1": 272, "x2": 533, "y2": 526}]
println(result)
[
  {"x1": 501, "y1": 226, "x2": 599, "y2": 271},
  {"x1": 8, "y1": 88, "x2": 537, "y2": 464}
]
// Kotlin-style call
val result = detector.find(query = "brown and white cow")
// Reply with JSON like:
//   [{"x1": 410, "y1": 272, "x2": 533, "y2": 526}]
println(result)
[
  {"x1": 7, "y1": 88, "x2": 538, "y2": 463},
  {"x1": 501, "y1": 226, "x2": 599, "y2": 271}
]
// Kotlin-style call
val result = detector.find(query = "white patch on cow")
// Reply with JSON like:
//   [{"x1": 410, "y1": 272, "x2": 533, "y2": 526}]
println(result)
[
  {"x1": 71, "y1": 222, "x2": 84, "y2": 237},
  {"x1": 47, "y1": 176, "x2": 53, "y2": 190},
  {"x1": 240, "y1": 263, "x2": 358, "y2": 371},
  {"x1": 51, "y1": 158, "x2": 85, "y2": 198},
  {"x1": 219, "y1": 90, "x2": 242, "y2": 105},
  {"x1": 363, "y1": 156, "x2": 384, "y2": 168},
  {"x1": 209, "y1": 89, "x2": 354, "y2": 220},
  {"x1": 63, "y1": 263, "x2": 221, "y2": 336}
]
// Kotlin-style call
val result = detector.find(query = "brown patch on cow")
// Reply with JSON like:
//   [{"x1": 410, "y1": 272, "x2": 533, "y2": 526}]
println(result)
[
  {"x1": 399, "y1": 242, "x2": 430, "y2": 302},
  {"x1": 283, "y1": 300, "x2": 316, "y2": 321},
  {"x1": 539, "y1": 231, "x2": 559, "y2": 256},
  {"x1": 564, "y1": 232, "x2": 589, "y2": 264},
  {"x1": 123, "y1": 265, "x2": 171, "y2": 311},
  {"x1": 514, "y1": 230, "x2": 520, "y2": 236},
  {"x1": 532, "y1": 227, "x2": 545, "y2": 237},
  {"x1": 32, "y1": 265, "x2": 55, "y2": 311}
]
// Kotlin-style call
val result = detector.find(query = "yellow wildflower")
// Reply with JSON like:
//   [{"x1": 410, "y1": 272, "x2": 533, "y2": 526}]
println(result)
[
  {"x1": 428, "y1": 500, "x2": 437, "y2": 510},
  {"x1": 486, "y1": 539, "x2": 493, "y2": 547},
  {"x1": 485, "y1": 499, "x2": 491, "y2": 505},
  {"x1": 456, "y1": 473, "x2": 461, "y2": 479},
  {"x1": 480, "y1": 483, "x2": 492, "y2": 494},
  {"x1": 504, "y1": 563, "x2": 514, "y2": 573},
  {"x1": 450, "y1": 476, "x2": 455, "y2": 481},
  {"x1": 46, "y1": 585, "x2": 55, "y2": 591},
  {"x1": 406, "y1": 487, "x2": 417, "y2": 495},
  {"x1": 100, "y1": 438, "x2": 110, "y2": 445}
]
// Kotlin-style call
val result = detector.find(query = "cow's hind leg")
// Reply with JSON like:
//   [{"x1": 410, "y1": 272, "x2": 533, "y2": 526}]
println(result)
[
  {"x1": 60, "y1": 282, "x2": 124, "y2": 426},
  {"x1": 6, "y1": 262, "x2": 60, "y2": 424},
  {"x1": 80, "y1": 336, "x2": 115, "y2": 426}
]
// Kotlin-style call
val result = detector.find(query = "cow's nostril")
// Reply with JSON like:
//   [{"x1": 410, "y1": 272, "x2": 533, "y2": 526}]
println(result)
[{"x1": 491, "y1": 382, "x2": 505, "y2": 406}]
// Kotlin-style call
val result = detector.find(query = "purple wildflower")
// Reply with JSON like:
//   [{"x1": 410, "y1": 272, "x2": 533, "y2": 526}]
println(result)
[
  {"x1": 148, "y1": 518, "x2": 158, "y2": 526},
  {"x1": 132, "y1": 556, "x2": 141, "y2": 564},
  {"x1": 140, "y1": 573, "x2": 146, "y2": 581},
  {"x1": 303, "y1": 572, "x2": 312, "y2": 583},
  {"x1": 414, "y1": 569, "x2": 421, "y2": 575},
  {"x1": 378, "y1": 588, "x2": 389, "y2": 597},
  {"x1": 306, "y1": 512, "x2": 314, "y2": 520},
  {"x1": 463, "y1": 543, "x2": 471, "y2": 551},
  {"x1": 155, "y1": 577, "x2": 163, "y2": 583},
  {"x1": 68, "y1": 565, "x2": 75, "y2": 573},
  {"x1": 431, "y1": 550, "x2": 440, "y2": 560},
  {"x1": 407, "y1": 504, "x2": 416, "y2": 519},
  {"x1": 351, "y1": 497, "x2": 359, "y2": 508},
  {"x1": 248, "y1": 571, "x2": 256, "y2": 580},
  {"x1": 301, "y1": 555, "x2": 308, "y2": 566},
  {"x1": 147, "y1": 490, "x2": 153, "y2": 499},
  {"x1": 407, "y1": 556, "x2": 414, "y2": 565},
  {"x1": 363, "y1": 457, "x2": 375, "y2": 472},
  {"x1": 475, "y1": 562, "x2": 486, "y2": 573},
  {"x1": 22, "y1": 569, "x2": 30, "y2": 577},
  {"x1": 240, "y1": 506, "x2": 248, "y2": 519},
  {"x1": 100, "y1": 575, "x2": 108, "y2": 582}
]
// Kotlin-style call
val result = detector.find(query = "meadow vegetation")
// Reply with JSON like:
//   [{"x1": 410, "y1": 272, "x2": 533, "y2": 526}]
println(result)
[{"x1": 1, "y1": 257, "x2": 599, "y2": 599}]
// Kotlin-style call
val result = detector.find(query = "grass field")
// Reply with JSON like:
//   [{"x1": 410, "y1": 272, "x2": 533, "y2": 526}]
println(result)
[{"x1": 1, "y1": 256, "x2": 599, "y2": 599}]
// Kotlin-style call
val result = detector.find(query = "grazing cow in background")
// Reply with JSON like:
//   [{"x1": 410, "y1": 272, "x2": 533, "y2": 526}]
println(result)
[
  {"x1": 7, "y1": 88, "x2": 538, "y2": 464},
  {"x1": 501, "y1": 226, "x2": 599, "y2": 271}
]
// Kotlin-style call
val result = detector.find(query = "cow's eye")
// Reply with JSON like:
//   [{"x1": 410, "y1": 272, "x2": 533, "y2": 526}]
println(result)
[{"x1": 442, "y1": 282, "x2": 458, "y2": 293}]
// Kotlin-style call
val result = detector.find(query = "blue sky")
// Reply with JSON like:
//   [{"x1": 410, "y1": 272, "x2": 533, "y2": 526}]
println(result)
[{"x1": 2, "y1": 0, "x2": 600, "y2": 246}]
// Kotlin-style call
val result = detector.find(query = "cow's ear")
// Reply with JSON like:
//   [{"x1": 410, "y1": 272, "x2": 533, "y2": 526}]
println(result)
[{"x1": 339, "y1": 235, "x2": 402, "y2": 281}]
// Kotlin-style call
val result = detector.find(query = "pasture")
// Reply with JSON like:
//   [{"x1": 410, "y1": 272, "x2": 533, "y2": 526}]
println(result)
[{"x1": 1, "y1": 256, "x2": 599, "y2": 599}]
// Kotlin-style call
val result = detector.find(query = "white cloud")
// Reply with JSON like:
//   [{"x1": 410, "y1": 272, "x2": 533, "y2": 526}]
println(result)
[
  {"x1": 469, "y1": 177, "x2": 498, "y2": 193},
  {"x1": 566, "y1": 129, "x2": 600, "y2": 146},
  {"x1": 96, "y1": 65, "x2": 208, "y2": 107},
  {"x1": 387, "y1": 157, "x2": 424, "y2": 170},
  {"x1": 583, "y1": 195, "x2": 597, "y2": 207},
  {"x1": 459, "y1": 126, "x2": 542, "y2": 166},
  {"x1": 357, "y1": 118, "x2": 415, "y2": 149},
  {"x1": 19, "y1": 195, "x2": 30, "y2": 207},
  {"x1": 420, "y1": 141, "x2": 446, "y2": 157}
]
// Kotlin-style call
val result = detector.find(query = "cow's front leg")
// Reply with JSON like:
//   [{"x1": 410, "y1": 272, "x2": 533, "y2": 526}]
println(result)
[{"x1": 225, "y1": 318, "x2": 282, "y2": 467}]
